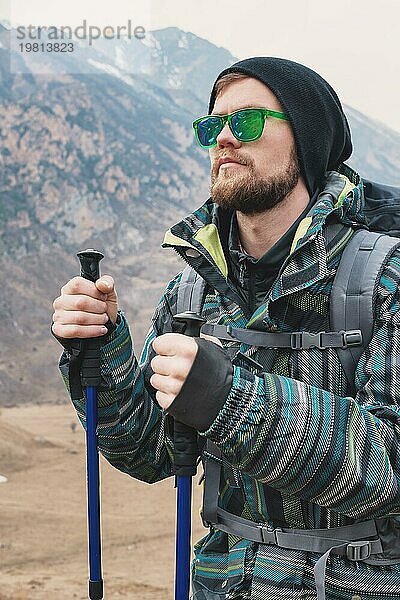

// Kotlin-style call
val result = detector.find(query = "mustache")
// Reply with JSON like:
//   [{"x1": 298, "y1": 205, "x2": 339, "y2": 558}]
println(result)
[
  {"x1": 212, "y1": 154, "x2": 252, "y2": 176},
  {"x1": 214, "y1": 153, "x2": 248, "y2": 166}
]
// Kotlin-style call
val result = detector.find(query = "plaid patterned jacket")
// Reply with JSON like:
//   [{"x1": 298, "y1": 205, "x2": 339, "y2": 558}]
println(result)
[{"x1": 59, "y1": 165, "x2": 400, "y2": 599}]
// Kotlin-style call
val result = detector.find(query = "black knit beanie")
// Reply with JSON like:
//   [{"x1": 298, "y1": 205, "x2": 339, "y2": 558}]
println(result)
[{"x1": 208, "y1": 57, "x2": 353, "y2": 196}]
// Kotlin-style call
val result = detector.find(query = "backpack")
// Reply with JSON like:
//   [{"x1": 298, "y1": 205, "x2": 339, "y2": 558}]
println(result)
[{"x1": 175, "y1": 178, "x2": 400, "y2": 394}]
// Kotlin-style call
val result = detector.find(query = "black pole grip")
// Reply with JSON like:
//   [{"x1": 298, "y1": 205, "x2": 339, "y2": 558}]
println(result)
[
  {"x1": 171, "y1": 311, "x2": 206, "y2": 477},
  {"x1": 77, "y1": 249, "x2": 104, "y2": 283},
  {"x1": 77, "y1": 249, "x2": 105, "y2": 387},
  {"x1": 172, "y1": 312, "x2": 206, "y2": 337}
]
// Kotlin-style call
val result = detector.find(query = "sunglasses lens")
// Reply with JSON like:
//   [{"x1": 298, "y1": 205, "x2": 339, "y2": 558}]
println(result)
[
  {"x1": 196, "y1": 116, "x2": 223, "y2": 147},
  {"x1": 231, "y1": 109, "x2": 264, "y2": 141}
]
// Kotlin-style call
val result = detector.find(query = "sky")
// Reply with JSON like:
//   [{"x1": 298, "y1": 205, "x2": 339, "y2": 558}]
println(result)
[{"x1": 2, "y1": 0, "x2": 400, "y2": 133}]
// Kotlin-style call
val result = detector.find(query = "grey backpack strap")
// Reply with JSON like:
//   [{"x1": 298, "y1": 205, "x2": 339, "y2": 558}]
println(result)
[
  {"x1": 201, "y1": 323, "x2": 361, "y2": 351},
  {"x1": 202, "y1": 439, "x2": 222, "y2": 526},
  {"x1": 331, "y1": 229, "x2": 400, "y2": 394},
  {"x1": 176, "y1": 264, "x2": 207, "y2": 315}
]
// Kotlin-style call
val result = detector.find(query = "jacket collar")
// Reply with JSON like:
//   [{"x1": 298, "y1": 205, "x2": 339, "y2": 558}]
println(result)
[{"x1": 162, "y1": 165, "x2": 366, "y2": 321}]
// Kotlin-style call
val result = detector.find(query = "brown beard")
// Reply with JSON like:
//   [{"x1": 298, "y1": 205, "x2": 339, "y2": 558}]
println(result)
[{"x1": 210, "y1": 147, "x2": 300, "y2": 216}]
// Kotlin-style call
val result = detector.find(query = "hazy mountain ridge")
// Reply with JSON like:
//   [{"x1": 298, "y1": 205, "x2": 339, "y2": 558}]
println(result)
[{"x1": 1, "y1": 24, "x2": 400, "y2": 405}]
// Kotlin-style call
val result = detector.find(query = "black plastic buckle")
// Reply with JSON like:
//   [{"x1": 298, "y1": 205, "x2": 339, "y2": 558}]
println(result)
[
  {"x1": 291, "y1": 331, "x2": 325, "y2": 350},
  {"x1": 340, "y1": 329, "x2": 363, "y2": 349},
  {"x1": 259, "y1": 525, "x2": 282, "y2": 545},
  {"x1": 346, "y1": 540, "x2": 371, "y2": 561}
]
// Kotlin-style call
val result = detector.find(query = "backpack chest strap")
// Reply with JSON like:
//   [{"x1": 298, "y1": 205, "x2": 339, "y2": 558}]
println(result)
[{"x1": 201, "y1": 323, "x2": 363, "y2": 351}]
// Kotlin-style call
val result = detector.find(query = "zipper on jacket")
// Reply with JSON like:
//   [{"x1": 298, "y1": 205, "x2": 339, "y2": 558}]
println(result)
[{"x1": 239, "y1": 259, "x2": 246, "y2": 286}]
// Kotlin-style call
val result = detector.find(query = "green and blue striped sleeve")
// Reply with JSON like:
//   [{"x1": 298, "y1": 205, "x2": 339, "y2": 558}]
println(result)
[{"x1": 201, "y1": 251, "x2": 400, "y2": 520}]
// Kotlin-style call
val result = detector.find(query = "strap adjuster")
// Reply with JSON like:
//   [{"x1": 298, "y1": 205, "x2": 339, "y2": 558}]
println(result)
[
  {"x1": 340, "y1": 329, "x2": 363, "y2": 348},
  {"x1": 291, "y1": 331, "x2": 325, "y2": 350},
  {"x1": 346, "y1": 540, "x2": 371, "y2": 561},
  {"x1": 259, "y1": 525, "x2": 282, "y2": 544}
]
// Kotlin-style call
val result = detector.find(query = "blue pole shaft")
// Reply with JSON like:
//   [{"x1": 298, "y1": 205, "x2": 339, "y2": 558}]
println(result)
[
  {"x1": 76, "y1": 249, "x2": 104, "y2": 600},
  {"x1": 175, "y1": 475, "x2": 192, "y2": 600},
  {"x1": 86, "y1": 385, "x2": 103, "y2": 594}
]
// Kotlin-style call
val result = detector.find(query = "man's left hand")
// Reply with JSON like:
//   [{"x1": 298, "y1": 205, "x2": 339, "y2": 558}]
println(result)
[{"x1": 150, "y1": 332, "x2": 222, "y2": 410}]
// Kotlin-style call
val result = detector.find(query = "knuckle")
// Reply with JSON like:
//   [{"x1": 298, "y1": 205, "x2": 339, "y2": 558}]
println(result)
[
  {"x1": 70, "y1": 276, "x2": 85, "y2": 293},
  {"x1": 183, "y1": 339, "x2": 197, "y2": 358},
  {"x1": 75, "y1": 311, "x2": 87, "y2": 324},
  {"x1": 67, "y1": 277, "x2": 78, "y2": 292},
  {"x1": 75, "y1": 296, "x2": 86, "y2": 311},
  {"x1": 171, "y1": 379, "x2": 179, "y2": 393},
  {"x1": 176, "y1": 369, "x2": 186, "y2": 383},
  {"x1": 66, "y1": 324, "x2": 76, "y2": 336}
]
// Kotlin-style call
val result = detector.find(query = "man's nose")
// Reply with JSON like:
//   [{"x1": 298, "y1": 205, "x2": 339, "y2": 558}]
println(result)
[{"x1": 216, "y1": 123, "x2": 242, "y2": 148}]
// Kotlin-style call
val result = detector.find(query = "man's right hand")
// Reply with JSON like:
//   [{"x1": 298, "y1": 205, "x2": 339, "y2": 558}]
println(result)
[{"x1": 52, "y1": 275, "x2": 118, "y2": 339}]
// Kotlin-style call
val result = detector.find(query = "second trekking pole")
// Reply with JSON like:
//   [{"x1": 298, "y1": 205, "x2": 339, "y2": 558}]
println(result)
[
  {"x1": 77, "y1": 249, "x2": 106, "y2": 600},
  {"x1": 171, "y1": 311, "x2": 206, "y2": 600}
]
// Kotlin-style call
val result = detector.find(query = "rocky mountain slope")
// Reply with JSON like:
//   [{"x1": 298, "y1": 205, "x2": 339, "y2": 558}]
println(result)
[{"x1": 1, "y1": 23, "x2": 400, "y2": 404}]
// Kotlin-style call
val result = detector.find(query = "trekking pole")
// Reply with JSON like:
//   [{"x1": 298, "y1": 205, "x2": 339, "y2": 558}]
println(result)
[
  {"x1": 171, "y1": 311, "x2": 206, "y2": 600},
  {"x1": 77, "y1": 249, "x2": 105, "y2": 600}
]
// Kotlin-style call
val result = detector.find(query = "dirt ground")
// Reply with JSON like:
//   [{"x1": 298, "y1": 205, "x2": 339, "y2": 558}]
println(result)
[{"x1": 0, "y1": 403, "x2": 205, "y2": 599}]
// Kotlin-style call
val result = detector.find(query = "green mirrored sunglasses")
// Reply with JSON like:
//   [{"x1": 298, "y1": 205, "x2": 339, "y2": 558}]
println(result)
[{"x1": 192, "y1": 107, "x2": 289, "y2": 149}]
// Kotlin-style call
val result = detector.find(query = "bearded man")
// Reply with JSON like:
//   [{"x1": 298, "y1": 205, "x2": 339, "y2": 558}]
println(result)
[{"x1": 52, "y1": 58, "x2": 400, "y2": 599}]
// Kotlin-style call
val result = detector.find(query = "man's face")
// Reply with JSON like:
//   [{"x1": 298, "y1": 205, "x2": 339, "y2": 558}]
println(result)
[{"x1": 209, "y1": 77, "x2": 301, "y2": 215}]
